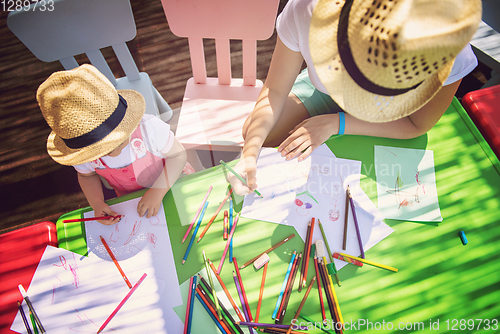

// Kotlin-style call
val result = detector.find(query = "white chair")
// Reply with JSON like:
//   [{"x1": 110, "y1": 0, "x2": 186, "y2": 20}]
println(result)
[
  {"x1": 7, "y1": 0, "x2": 172, "y2": 121},
  {"x1": 161, "y1": 0, "x2": 280, "y2": 157}
]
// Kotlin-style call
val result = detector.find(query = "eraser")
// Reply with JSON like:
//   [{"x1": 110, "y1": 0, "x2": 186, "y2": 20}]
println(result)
[
  {"x1": 315, "y1": 240, "x2": 325, "y2": 258},
  {"x1": 254, "y1": 253, "x2": 270, "y2": 269},
  {"x1": 459, "y1": 231, "x2": 468, "y2": 245}
]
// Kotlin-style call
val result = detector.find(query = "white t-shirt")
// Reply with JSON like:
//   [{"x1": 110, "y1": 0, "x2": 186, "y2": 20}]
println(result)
[
  {"x1": 277, "y1": 0, "x2": 477, "y2": 93},
  {"x1": 74, "y1": 114, "x2": 175, "y2": 174}
]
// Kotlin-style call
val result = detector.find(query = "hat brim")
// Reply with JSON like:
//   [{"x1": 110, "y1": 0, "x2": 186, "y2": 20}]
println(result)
[
  {"x1": 47, "y1": 89, "x2": 146, "y2": 166},
  {"x1": 309, "y1": 0, "x2": 454, "y2": 123}
]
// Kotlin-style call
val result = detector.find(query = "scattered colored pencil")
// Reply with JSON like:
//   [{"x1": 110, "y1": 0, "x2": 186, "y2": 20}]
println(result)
[
  {"x1": 339, "y1": 253, "x2": 398, "y2": 272},
  {"x1": 240, "y1": 234, "x2": 296, "y2": 269},
  {"x1": 333, "y1": 252, "x2": 363, "y2": 266},
  {"x1": 233, "y1": 271, "x2": 254, "y2": 334},
  {"x1": 233, "y1": 257, "x2": 253, "y2": 321},
  {"x1": 97, "y1": 273, "x2": 147, "y2": 334},
  {"x1": 208, "y1": 259, "x2": 245, "y2": 322},
  {"x1": 272, "y1": 251, "x2": 296, "y2": 319},
  {"x1": 277, "y1": 252, "x2": 301, "y2": 324},
  {"x1": 302, "y1": 218, "x2": 315, "y2": 289},
  {"x1": 220, "y1": 160, "x2": 262, "y2": 197},
  {"x1": 198, "y1": 188, "x2": 233, "y2": 243},
  {"x1": 299, "y1": 314, "x2": 336, "y2": 334},
  {"x1": 18, "y1": 285, "x2": 45, "y2": 334},
  {"x1": 182, "y1": 201, "x2": 209, "y2": 264},
  {"x1": 218, "y1": 213, "x2": 240, "y2": 274},
  {"x1": 255, "y1": 262, "x2": 268, "y2": 323},
  {"x1": 223, "y1": 210, "x2": 229, "y2": 240},
  {"x1": 197, "y1": 286, "x2": 235, "y2": 334},
  {"x1": 183, "y1": 186, "x2": 213, "y2": 243},
  {"x1": 195, "y1": 292, "x2": 229, "y2": 334},
  {"x1": 299, "y1": 221, "x2": 312, "y2": 292},
  {"x1": 237, "y1": 322, "x2": 308, "y2": 331},
  {"x1": 30, "y1": 309, "x2": 38, "y2": 334},
  {"x1": 318, "y1": 220, "x2": 341, "y2": 286},
  {"x1": 17, "y1": 301, "x2": 32, "y2": 334},
  {"x1": 184, "y1": 276, "x2": 197, "y2": 334},
  {"x1": 317, "y1": 259, "x2": 336, "y2": 323},
  {"x1": 313, "y1": 257, "x2": 326, "y2": 322},
  {"x1": 100, "y1": 236, "x2": 132, "y2": 289},
  {"x1": 347, "y1": 186, "x2": 364, "y2": 258},
  {"x1": 203, "y1": 250, "x2": 221, "y2": 319},
  {"x1": 285, "y1": 276, "x2": 316, "y2": 334},
  {"x1": 62, "y1": 215, "x2": 123, "y2": 223},
  {"x1": 343, "y1": 187, "x2": 350, "y2": 250}
]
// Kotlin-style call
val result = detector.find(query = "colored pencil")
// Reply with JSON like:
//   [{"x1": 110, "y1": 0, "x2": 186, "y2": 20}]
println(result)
[
  {"x1": 237, "y1": 322, "x2": 308, "y2": 330},
  {"x1": 333, "y1": 252, "x2": 363, "y2": 266},
  {"x1": 198, "y1": 188, "x2": 233, "y2": 242},
  {"x1": 318, "y1": 220, "x2": 341, "y2": 286},
  {"x1": 328, "y1": 271, "x2": 344, "y2": 326},
  {"x1": 208, "y1": 259, "x2": 245, "y2": 322},
  {"x1": 229, "y1": 200, "x2": 234, "y2": 263},
  {"x1": 220, "y1": 160, "x2": 263, "y2": 197},
  {"x1": 183, "y1": 186, "x2": 213, "y2": 243},
  {"x1": 195, "y1": 292, "x2": 228, "y2": 334},
  {"x1": 233, "y1": 272, "x2": 256, "y2": 334},
  {"x1": 30, "y1": 309, "x2": 38, "y2": 334},
  {"x1": 18, "y1": 285, "x2": 45, "y2": 334},
  {"x1": 182, "y1": 201, "x2": 209, "y2": 264},
  {"x1": 183, "y1": 276, "x2": 196, "y2": 334},
  {"x1": 313, "y1": 257, "x2": 327, "y2": 322},
  {"x1": 343, "y1": 187, "x2": 350, "y2": 250},
  {"x1": 198, "y1": 275, "x2": 244, "y2": 334},
  {"x1": 255, "y1": 262, "x2": 268, "y2": 323},
  {"x1": 271, "y1": 251, "x2": 296, "y2": 319},
  {"x1": 339, "y1": 253, "x2": 398, "y2": 272},
  {"x1": 302, "y1": 218, "x2": 315, "y2": 289},
  {"x1": 97, "y1": 273, "x2": 147, "y2": 334},
  {"x1": 63, "y1": 215, "x2": 123, "y2": 223},
  {"x1": 240, "y1": 234, "x2": 296, "y2": 269},
  {"x1": 299, "y1": 314, "x2": 337, "y2": 334},
  {"x1": 100, "y1": 236, "x2": 132, "y2": 289},
  {"x1": 197, "y1": 286, "x2": 236, "y2": 334},
  {"x1": 299, "y1": 221, "x2": 311, "y2": 292},
  {"x1": 233, "y1": 257, "x2": 253, "y2": 321},
  {"x1": 317, "y1": 259, "x2": 336, "y2": 322},
  {"x1": 17, "y1": 301, "x2": 32, "y2": 334},
  {"x1": 347, "y1": 186, "x2": 364, "y2": 258},
  {"x1": 223, "y1": 210, "x2": 229, "y2": 240},
  {"x1": 320, "y1": 260, "x2": 343, "y2": 333},
  {"x1": 217, "y1": 213, "x2": 240, "y2": 274},
  {"x1": 260, "y1": 327, "x2": 306, "y2": 334},
  {"x1": 203, "y1": 250, "x2": 221, "y2": 319},
  {"x1": 277, "y1": 252, "x2": 301, "y2": 324},
  {"x1": 285, "y1": 276, "x2": 316, "y2": 334}
]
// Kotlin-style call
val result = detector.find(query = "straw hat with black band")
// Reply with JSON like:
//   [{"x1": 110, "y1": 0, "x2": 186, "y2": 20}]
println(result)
[
  {"x1": 37, "y1": 64, "x2": 145, "y2": 166},
  {"x1": 309, "y1": 0, "x2": 481, "y2": 123}
]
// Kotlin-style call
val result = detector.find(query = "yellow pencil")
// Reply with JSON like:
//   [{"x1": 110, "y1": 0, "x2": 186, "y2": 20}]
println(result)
[
  {"x1": 322, "y1": 256, "x2": 343, "y2": 325},
  {"x1": 339, "y1": 253, "x2": 398, "y2": 272}
]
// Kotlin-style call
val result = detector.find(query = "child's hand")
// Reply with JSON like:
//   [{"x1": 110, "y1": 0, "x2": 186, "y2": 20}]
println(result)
[
  {"x1": 226, "y1": 158, "x2": 258, "y2": 196},
  {"x1": 92, "y1": 203, "x2": 121, "y2": 225},
  {"x1": 137, "y1": 188, "x2": 165, "y2": 218}
]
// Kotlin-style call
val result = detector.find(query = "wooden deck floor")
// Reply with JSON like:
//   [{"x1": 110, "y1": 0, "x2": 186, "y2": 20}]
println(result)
[{"x1": 0, "y1": 0, "x2": 489, "y2": 233}]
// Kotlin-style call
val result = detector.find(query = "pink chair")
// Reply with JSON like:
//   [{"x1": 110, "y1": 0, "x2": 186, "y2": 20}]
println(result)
[{"x1": 161, "y1": 0, "x2": 280, "y2": 157}]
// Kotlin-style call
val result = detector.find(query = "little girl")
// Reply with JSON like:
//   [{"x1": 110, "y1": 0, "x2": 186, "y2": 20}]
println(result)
[{"x1": 37, "y1": 64, "x2": 194, "y2": 224}]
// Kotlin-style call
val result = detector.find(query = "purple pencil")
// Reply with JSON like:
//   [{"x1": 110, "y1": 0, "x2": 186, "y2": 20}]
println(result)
[
  {"x1": 347, "y1": 186, "x2": 365, "y2": 258},
  {"x1": 233, "y1": 271, "x2": 255, "y2": 334},
  {"x1": 237, "y1": 322, "x2": 309, "y2": 330}
]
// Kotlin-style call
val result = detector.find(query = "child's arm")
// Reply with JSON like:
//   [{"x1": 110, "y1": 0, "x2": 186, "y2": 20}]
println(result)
[
  {"x1": 77, "y1": 172, "x2": 121, "y2": 225},
  {"x1": 137, "y1": 137, "x2": 187, "y2": 218}
]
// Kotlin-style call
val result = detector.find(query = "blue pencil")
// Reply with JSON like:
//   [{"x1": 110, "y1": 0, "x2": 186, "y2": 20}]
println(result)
[
  {"x1": 271, "y1": 251, "x2": 297, "y2": 319},
  {"x1": 195, "y1": 293, "x2": 228, "y2": 334},
  {"x1": 187, "y1": 275, "x2": 197, "y2": 334},
  {"x1": 182, "y1": 201, "x2": 209, "y2": 264},
  {"x1": 229, "y1": 199, "x2": 233, "y2": 263}
]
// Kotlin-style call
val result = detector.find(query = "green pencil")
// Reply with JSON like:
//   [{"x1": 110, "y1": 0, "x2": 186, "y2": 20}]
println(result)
[
  {"x1": 318, "y1": 219, "x2": 341, "y2": 286},
  {"x1": 219, "y1": 160, "x2": 263, "y2": 197},
  {"x1": 202, "y1": 250, "x2": 221, "y2": 319}
]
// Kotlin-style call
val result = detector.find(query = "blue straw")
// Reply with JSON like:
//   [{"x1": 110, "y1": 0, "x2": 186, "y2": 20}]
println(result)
[
  {"x1": 195, "y1": 293, "x2": 228, "y2": 334},
  {"x1": 229, "y1": 199, "x2": 233, "y2": 263},
  {"x1": 187, "y1": 275, "x2": 197, "y2": 334},
  {"x1": 183, "y1": 201, "x2": 209, "y2": 264},
  {"x1": 271, "y1": 251, "x2": 296, "y2": 319}
]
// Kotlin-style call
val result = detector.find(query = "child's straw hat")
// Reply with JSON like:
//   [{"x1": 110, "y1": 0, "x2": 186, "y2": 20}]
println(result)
[
  {"x1": 309, "y1": 0, "x2": 481, "y2": 122},
  {"x1": 37, "y1": 64, "x2": 145, "y2": 165}
]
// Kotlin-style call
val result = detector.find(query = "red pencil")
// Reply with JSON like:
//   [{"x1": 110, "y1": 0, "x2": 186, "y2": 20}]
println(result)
[
  {"x1": 100, "y1": 236, "x2": 132, "y2": 289},
  {"x1": 255, "y1": 262, "x2": 268, "y2": 322},
  {"x1": 313, "y1": 257, "x2": 326, "y2": 322},
  {"x1": 63, "y1": 215, "x2": 123, "y2": 223},
  {"x1": 302, "y1": 218, "x2": 315, "y2": 289},
  {"x1": 233, "y1": 257, "x2": 253, "y2": 321},
  {"x1": 97, "y1": 273, "x2": 147, "y2": 333}
]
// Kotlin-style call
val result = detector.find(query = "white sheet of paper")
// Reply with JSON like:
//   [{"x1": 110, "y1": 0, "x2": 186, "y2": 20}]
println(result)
[
  {"x1": 374, "y1": 146, "x2": 442, "y2": 221},
  {"x1": 84, "y1": 198, "x2": 182, "y2": 310},
  {"x1": 11, "y1": 245, "x2": 166, "y2": 334}
]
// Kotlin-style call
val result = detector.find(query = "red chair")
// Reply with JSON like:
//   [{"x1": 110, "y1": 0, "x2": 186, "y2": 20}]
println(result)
[
  {"x1": 0, "y1": 222, "x2": 58, "y2": 333},
  {"x1": 462, "y1": 84, "x2": 500, "y2": 159}
]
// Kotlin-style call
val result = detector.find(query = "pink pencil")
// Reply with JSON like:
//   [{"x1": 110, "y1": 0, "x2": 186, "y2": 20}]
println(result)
[
  {"x1": 183, "y1": 276, "x2": 194, "y2": 334},
  {"x1": 97, "y1": 273, "x2": 147, "y2": 334},
  {"x1": 182, "y1": 186, "x2": 213, "y2": 243},
  {"x1": 216, "y1": 213, "x2": 240, "y2": 274},
  {"x1": 63, "y1": 215, "x2": 123, "y2": 223}
]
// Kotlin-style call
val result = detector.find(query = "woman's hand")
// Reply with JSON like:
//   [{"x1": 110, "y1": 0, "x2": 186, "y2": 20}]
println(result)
[
  {"x1": 278, "y1": 114, "x2": 339, "y2": 161},
  {"x1": 92, "y1": 202, "x2": 121, "y2": 225},
  {"x1": 225, "y1": 157, "x2": 258, "y2": 196},
  {"x1": 137, "y1": 187, "x2": 165, "y2": 218}
]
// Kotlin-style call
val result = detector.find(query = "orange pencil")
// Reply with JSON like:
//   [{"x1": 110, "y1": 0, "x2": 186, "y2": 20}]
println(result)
[
  {"x1": 100, "y1": 236, "x2": 132, "y2": 288},
  {"x1": 198, "y1": 188, "x2": 233, "y2": 243},
  {"x1": 233, "y1": 257, "x2": 253, "y2": 321},
  {"x1": 255, "y1": 262, "x2": 268, "y2": 322}
]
